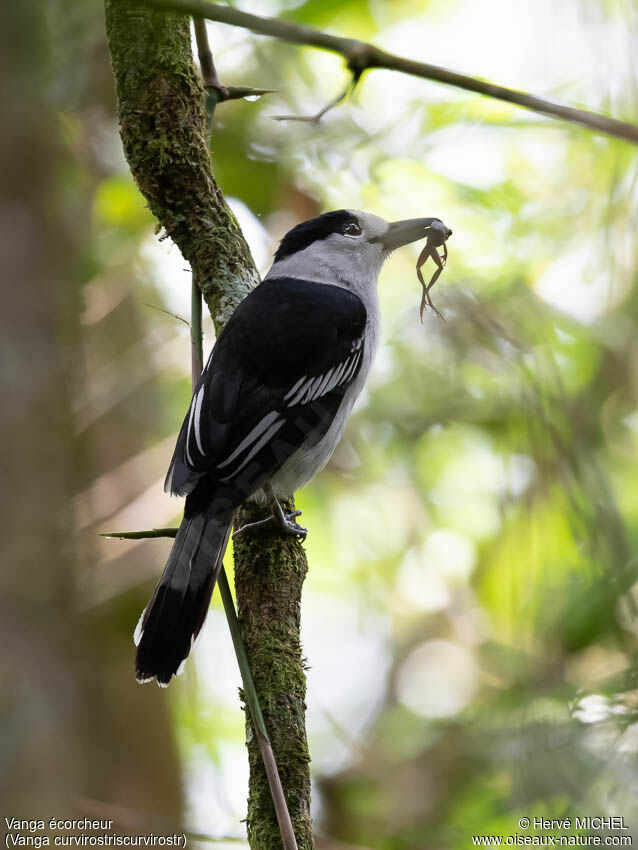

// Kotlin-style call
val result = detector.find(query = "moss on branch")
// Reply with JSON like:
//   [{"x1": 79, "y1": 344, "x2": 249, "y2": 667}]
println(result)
[
  {"x1": 105, "y1": 0, "x2": 256, "y2": 328},
  {"x1": 234, "y1": 500, "x2": 313, "y2": 848}
]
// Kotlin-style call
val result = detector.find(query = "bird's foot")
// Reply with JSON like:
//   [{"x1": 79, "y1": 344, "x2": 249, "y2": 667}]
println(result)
[
  {"x1": 233, "y1": 509, "x2": 307, "y2": 540},
  {"x1": 271, "y1": 497, "x2": 307, "y2": 539},
  {"x1": 276, "y1": 510, "x2": 307, "y2": 540}
]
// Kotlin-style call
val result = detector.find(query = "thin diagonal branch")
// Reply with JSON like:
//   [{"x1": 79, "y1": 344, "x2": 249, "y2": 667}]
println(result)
[
  {"x1": 142, "y1": 302, "x2": 190, "y2": 326},
  {"x1": 217, "y1": 568, "x2": 299, "y2": 850},
  {"x1": 100, "y1": 514, "x2": 300, "y2": 848},
  {"x1": 194, "y1": 16, "x2": 227, "y2": 128},
  {"x1": 193, "y1": 18, "x2": 275, "y2": 123},
  {"x1": 225, "y1": 86, "x2": 277, "y2": 100},
  {"x1": 140, "y1": 0, "x2": 638, "y2": 145},
  {"x1": 191, "y1": 204, "x2": 298, "y2": 850},
  {"x1": 272, "y1": 84, "x2": 349, "y2": 124},
  {"x1": 100, "y1": 528, "x2": 179, "y2": 539},
  {"x1": 272, "y1": 69, "x2": 360, "y2": 125},
  {"x1": 193, "y1": 20, "x2": 299, "y2": 850},
  {"x1": 193, "y1": 17, "x2": 227, "y2": 95}
]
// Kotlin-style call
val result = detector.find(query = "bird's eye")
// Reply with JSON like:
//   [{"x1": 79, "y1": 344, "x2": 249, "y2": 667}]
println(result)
[{"x1": 343, "y1": 221, "x2": 362, "y2": 237}]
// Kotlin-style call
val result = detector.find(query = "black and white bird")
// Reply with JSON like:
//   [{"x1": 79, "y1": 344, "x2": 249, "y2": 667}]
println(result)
[{"x1": 135, "y1": 209, "x2": 451, "y2": 685}]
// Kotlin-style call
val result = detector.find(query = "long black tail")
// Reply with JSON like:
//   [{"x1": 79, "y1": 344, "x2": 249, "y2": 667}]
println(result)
[{"x1": 134, "y1": 510, "x2": 233, "y2": 686}]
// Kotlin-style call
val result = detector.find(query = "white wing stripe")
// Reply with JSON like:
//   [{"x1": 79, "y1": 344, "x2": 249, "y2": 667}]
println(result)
[
  {"x1": 235, "y1": 419, "x2": 285, "y2": 472},
  {"x1": 342, "y1": 354, "x2": 356, "y2": 380},
  {"x1": 337, "y1": 357, "x2": 354, "y2": 388},
  {"x1": 217, "y1": 410, "x2": 281, "y2": 469},
  {"x1": 301, "y1": 375, "x2": 322, "y2": 405},
  {"x1": 192, "y1": 386, "x2": 205, "y2": 455},
  {"x1": 324, "y1": 368, "x2": 341, "y2": 394},
  {"x1": 219, "y1": 418, "x2": 285, "y2": 481},
  {"x1": 284, "y1": 375, "x2": 307, "y2": 401},
  {"x1": 288, "y1": 378, "x2": 313, "y2": 407},
  {"x1": 344, "y1": 351, "x2": 361, "y2": 383},
  {"x1": 335, "y1": 357, "x2": 350, "y2": 386},
  {"x1": 285, "y1": 338, "x2": 364, "y2": 408},
  {"x1": 311, "y1": 359, "x2": 346, "y2": 403},
  {"x1": 334, "y1": 352, "x2": 355, "y2": 386},
  {"x1": 185, "y1": 401, "x2": 196, "y2": 466},
  {"x1": 315, "y1": 367, "x2": 335, "y2": 398}
]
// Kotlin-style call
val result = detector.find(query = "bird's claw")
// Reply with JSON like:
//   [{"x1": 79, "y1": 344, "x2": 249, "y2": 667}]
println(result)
[
  {"x1": 279, "y1": 511, "x2": 307, "y2": 540},
  {"x1": 233, "y1": 509, "x2": 307, "y2": 540}
]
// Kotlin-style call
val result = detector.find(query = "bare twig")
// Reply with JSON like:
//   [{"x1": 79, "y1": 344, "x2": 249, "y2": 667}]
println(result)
[
  {"x1": 194, "y1": 16, "x2": 227, "y2": 129},
  {"x1": 273, "y1": 72, "x2": 359, "y2": 124},
  {"x1": 100, "y1": 528, "x2": 179, "y2": 539},
  {"x1": 272, "y1": 85, "x2": 348, "y2": 124},
  {"x1": 217, "y1": 568, "x2": 300, "y2": 850},
  {"x1": 225, "y1": 85, "x2": 277, "y2": 101},
  {"x1": 141, "y1": 0, "x2": 638, "y2": 145},
  {"x1": 193, "y1": 16, "x2": 227, "y2": 96},
  {"x1": 193, "y1": 17, "x2": 275, "y2": 119},
  {"x1": 142, "y1": 302, "x2": 190, "y2": 326}
]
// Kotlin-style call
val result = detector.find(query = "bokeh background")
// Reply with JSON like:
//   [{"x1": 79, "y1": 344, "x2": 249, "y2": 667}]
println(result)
[{"x1": 3, "y1": 0, "x2": 638, "y2": 847}]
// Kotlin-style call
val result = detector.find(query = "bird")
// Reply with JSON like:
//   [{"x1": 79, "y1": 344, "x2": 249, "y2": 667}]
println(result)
[{"x1": 134, "y1": 209, "x2": 451, "y2": 686}]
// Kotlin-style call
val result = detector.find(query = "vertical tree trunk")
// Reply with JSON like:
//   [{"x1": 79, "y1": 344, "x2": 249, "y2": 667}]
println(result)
[
  {"x1": 234, "y1": 502, "x2": 313, "y2": 847},
  {"x1": 104, "y1": 3, "x2": 314, "y2": 845}
]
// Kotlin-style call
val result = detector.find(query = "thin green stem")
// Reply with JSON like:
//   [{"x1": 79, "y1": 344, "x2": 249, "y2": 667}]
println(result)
[
  {"x1": 191, "y1": 281, "x2": 299, "y2": 850},
  {"x1": 216, "y1": 570, "x2": 299, "y2": 849},
  {"x1": 100, "y1": 528, "x2": 178, "y2": 539},
  {"x1": 216, "y1": 570, "x2": 268, "y2": 740},
  {"x1": 190, "y1": 276, "x2": 203, "y2": 390},
  {"x1": 190, "y1": 20, "x2": 299, "y2": 845},
  {"x1": 193, "y1": 17, "x2": 225, "y2": 130}
]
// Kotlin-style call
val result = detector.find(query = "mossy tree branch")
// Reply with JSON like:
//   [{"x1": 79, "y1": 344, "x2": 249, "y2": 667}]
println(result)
[
  {"x1": 104, "y1": 3, "x2": 314, "y2": 846},
  {"x1": 105, "y1": 1, "x2": 256, "y2": 330},
  {"x1": 233, "y1": 505, "x2": 312, "y2": 847}
]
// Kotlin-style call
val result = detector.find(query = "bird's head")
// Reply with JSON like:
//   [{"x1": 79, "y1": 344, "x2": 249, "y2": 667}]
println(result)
[{"x1": 266, "y1": 209, "x2": 451, "y2": 295}]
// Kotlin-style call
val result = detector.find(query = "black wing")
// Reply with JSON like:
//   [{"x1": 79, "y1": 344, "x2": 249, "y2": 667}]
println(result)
[{"x1": 165, "y1": 277, "x2": 366, "y2": 500}]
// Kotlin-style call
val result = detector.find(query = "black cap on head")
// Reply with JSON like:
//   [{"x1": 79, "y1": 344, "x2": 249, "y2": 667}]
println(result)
[{"x1": 274, "y1": 210, "x2": 359, "y2": 262}]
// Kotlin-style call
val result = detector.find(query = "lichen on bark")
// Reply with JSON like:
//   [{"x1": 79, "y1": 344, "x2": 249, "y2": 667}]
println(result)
[
  {"x1": 104, "y1": 0, "x2": 256, "y2": 329},
  {"x1": 104, "y1": 3, "x2": 314, "y2": 846}
]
